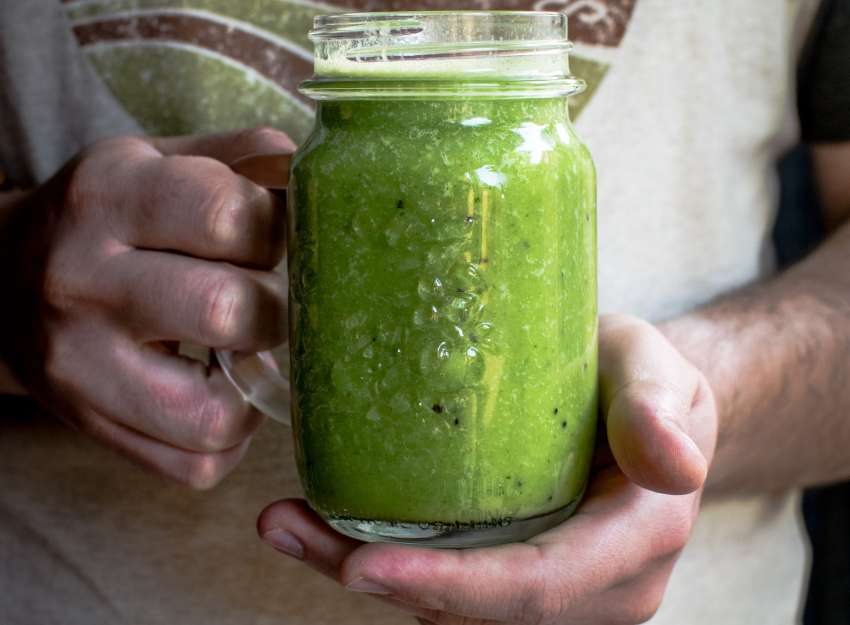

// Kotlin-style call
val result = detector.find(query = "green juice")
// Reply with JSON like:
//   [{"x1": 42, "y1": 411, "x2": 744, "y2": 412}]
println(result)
[{"x1": 288, "y1": 94, "x2": 598, "y2": 535}]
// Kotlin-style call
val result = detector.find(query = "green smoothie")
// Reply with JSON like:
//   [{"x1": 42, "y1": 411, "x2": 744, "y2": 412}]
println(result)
[{"x1": 288, "y1": 93, "x2": 598, "y2": 533}]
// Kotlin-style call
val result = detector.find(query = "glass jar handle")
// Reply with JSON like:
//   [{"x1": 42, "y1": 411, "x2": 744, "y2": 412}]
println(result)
[
  {"x1": 217, "y1": 152, "x2": 293, "y2": 426},
  {"x1": 217, "y1": 349, "x2": 291, "y2": 426}
]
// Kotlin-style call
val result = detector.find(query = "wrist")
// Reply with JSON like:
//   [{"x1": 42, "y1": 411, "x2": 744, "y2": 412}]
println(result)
[{"x1": 656, "y1": 314, "x2": 733, "y2": 418}]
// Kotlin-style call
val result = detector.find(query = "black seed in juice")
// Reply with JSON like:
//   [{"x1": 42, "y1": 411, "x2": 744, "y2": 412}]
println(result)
[
  {"x1": 432, "y1": 403, "x2": 444, "y2": 413},
  {"x1": 553, "y1": 407, "x2": 559, "y2": 415},
  {"x1": 396, "y1": 199, "x2": 404, "y2": 209},
  {"x1": 561, "y1": 421, "x2": 567, "y2": 429},
  {"x1": 453, "y1": 417, "x2": 460, "y2": 426}
]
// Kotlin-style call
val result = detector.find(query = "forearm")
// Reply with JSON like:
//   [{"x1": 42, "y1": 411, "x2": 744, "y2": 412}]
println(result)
[
  {"x1": 0, "y1": 190, "x2": 30, "y2": 395},
  {"x1": 660, "y1": 220, "x2": 850, "y2": 493}
]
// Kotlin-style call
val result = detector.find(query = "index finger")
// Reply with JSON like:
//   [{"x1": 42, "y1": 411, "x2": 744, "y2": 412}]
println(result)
[{"x1": 127, "y1": 154, "x2": 286, "y2": 268}]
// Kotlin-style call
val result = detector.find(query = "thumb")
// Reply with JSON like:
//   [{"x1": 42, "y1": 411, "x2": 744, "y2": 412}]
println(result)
[
  {"x1": 600, "y1": 315, "x2": 717, "y2": 495},
  {"x1": 151, "y1": 127, "x2": 295, "y2": 188}
]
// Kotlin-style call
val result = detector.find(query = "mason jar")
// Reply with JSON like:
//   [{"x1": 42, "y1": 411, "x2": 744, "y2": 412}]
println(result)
[{"x1": 225, "y1": 11, "x2": 598, "y2": 548}]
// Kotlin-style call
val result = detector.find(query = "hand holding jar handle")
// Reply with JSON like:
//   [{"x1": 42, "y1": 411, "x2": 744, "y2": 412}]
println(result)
[
  {"x1": 0, "y1": 128, "x2": 295, "y2": 490},
  {"x1": 218, "y1": 153, "x2": 293, "y2": 426}
]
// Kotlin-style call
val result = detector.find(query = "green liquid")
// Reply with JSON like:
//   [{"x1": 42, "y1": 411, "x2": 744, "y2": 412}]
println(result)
[{"x1": 289, "y1": 96, "x2": 597, "y2": 526}]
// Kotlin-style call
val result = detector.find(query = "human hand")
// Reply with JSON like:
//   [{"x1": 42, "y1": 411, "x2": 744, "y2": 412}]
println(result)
[
  {"x1": 257, "y1": 314, "x2": 718, "y2": 624},
  {"x1": 0, "y1": 128, "x2": 293, "y2": 489}
]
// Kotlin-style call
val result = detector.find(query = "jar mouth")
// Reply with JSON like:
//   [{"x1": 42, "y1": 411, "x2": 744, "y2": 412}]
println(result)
[
  {"x1": 304, "y1": 11, "x2": 581, "y2": 99},
  {"x1": 310, "y1": 11, "x2": 568, "y2": 41}
]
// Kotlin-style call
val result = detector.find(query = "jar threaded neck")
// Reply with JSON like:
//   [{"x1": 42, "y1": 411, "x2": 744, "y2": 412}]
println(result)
[{"x1": 301, "y1": 11, "x2": 584, "y2": 100}]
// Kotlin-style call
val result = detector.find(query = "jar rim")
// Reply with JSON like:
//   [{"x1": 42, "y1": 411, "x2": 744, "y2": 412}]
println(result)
[{"x1": 311, "y1": 11, "x2": 568, "y2": 40}]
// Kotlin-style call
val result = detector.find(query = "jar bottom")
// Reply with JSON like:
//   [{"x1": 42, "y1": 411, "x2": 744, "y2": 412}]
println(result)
[{"x1": 321, "y1": 491, "x2": 585, "y2": 549}]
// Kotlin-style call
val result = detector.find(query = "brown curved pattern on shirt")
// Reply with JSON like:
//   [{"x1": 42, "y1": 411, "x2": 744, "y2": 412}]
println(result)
[
  {"x1": 324, "y1": 0, "x2": 636, "y2": 47},
  {"x1": 73, "y1": 14, "x2": 313, "y2": 107}
]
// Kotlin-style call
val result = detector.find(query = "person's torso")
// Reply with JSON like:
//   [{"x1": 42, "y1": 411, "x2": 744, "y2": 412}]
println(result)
[{"x1": 0, "y1": 1, "x2": 820, "y2": 623}]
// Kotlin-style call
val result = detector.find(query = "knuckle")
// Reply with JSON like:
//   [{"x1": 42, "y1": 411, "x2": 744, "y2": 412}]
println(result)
[
  {"x1": 181, "y1": 452, "x2": 226, "y2": 491},
  {"x1": 158, "y1": 153, "x2": 196, "y2": 181},
  {"x1": 40, "y1": 249, "x2": 104, "y2": 315},
  {"x1": 199, "y1": 272, "x2": 255, "y2": 345},
  {"x1": 621, "y1": 387, "x2": 656, "y2": 422},
  {"x1": 617, "y1": 592, "x2": 663, "y2": 625},
  {"x1": 63, "y1": 152, "x2": 103, "y2": 220},
  {"x1": 159, "y1": 155, "x2": 252, "y2": 252},
  {"x1": 202, "y1": 180, "x2": 247, "y2": 251},
  {"x1": 67, "y1": 136, "x2": 150, "y2": 210},
  {"x1": 193, "y1": 395, "x2": 244, "y2": 452},
  {"x1": 143, "y1": 367, "x2": 243, "y2": 452}
]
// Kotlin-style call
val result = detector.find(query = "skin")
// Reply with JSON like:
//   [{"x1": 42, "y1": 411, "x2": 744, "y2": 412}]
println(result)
[{"x1": 1, "y1": 133, "x2": 847, "y2": 624}]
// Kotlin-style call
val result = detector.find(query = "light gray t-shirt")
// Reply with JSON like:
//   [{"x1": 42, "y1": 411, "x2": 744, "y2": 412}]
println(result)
[
  {"x1": 0, "y1": 1, "x2": 823, "y2": 624},
  {"x1": 0, "y1": 1, "x2": 139, "y2": 185}
]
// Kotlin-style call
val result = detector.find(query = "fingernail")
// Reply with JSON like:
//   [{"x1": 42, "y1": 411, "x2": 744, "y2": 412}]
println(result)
[
  {"x1": 262, "y1": 529, "x2": 304, "y2": 560},
  {"x1": 346, "y1": 577, "x2": 392, "y2": 595}
]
